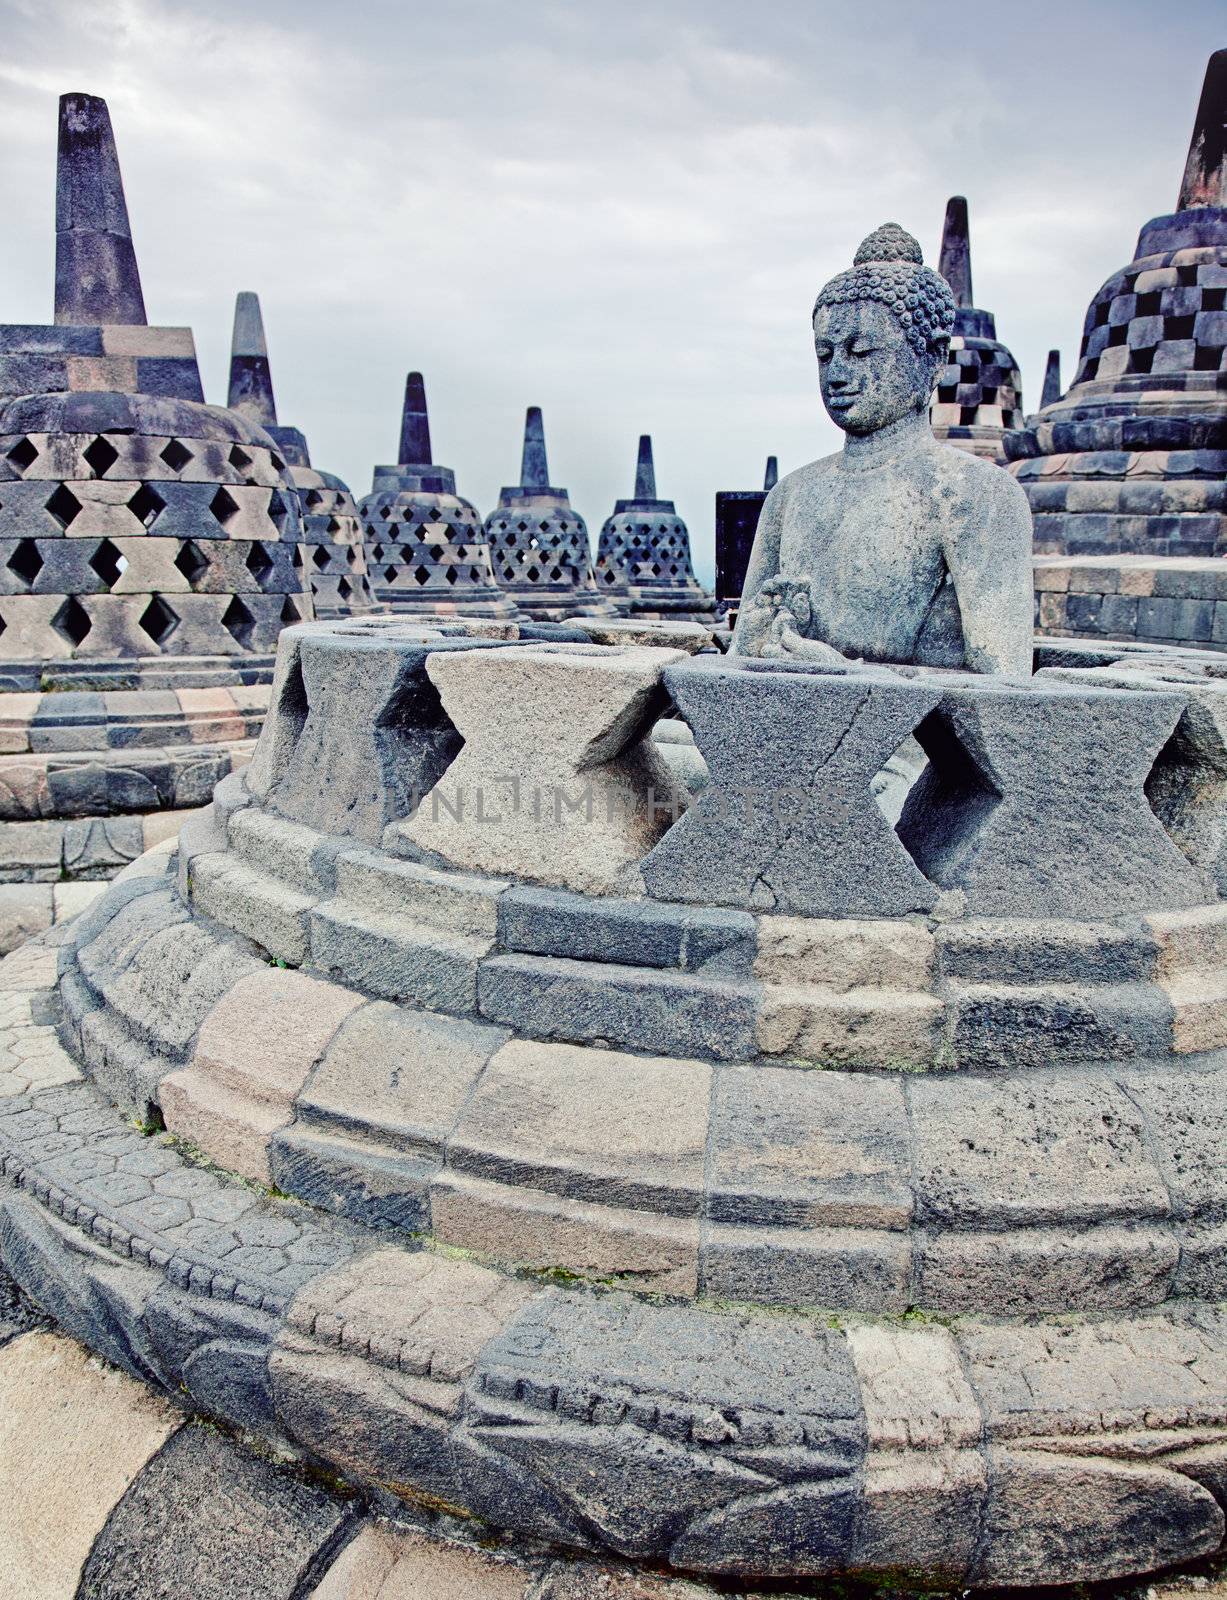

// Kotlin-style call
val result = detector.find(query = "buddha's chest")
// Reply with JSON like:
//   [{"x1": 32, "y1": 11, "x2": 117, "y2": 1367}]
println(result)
[{"x1": 776, "y1": 471, "x2": 944, "y2": 598}]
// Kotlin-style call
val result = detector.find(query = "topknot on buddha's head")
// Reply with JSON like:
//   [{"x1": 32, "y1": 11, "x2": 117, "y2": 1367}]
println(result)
[
  {"x1": 853, "y1": 223, "x2": 925, "y2": 266},
  {"x1": 814, "y1": 222, "x2": 955, "y2": 357}
]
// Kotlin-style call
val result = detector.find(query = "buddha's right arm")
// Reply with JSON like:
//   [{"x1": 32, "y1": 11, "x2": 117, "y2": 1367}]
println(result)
[{"x1": 730, "y1": 487, "x2": 786, "y2": 655}]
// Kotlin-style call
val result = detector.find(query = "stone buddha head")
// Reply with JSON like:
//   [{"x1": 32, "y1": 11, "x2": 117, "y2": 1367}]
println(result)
[{"x1": 812, "y1": 223, "x2": 955, "y2": 436}]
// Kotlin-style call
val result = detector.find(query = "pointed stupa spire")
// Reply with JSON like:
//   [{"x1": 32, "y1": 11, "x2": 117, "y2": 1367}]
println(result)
[
  {"x1": 634, "y1": 435, "x2": 656, "y2": 500},
  {"x1": 938, "y1": 195, "x2": 973, "y2": 309},
  {"x1": 1040, "y1": 350, "x2": 1062, "y2": 410},
  {"x1": 520, "y1": 406, "x2": 549, "y2": 490},
  {"x1": 55, "y1": 92, "x2": 146, "y2": 326},
  {"x1": 227, "y1": 292, "x2": 278, "y2": 428},
  {"x1": 1177, "y1": 48, "x2": 1227, "y2": 210},
  {"x1": 398, "y1": 372, "x2": 432, "y2": 466},
  {"x1": 764, "y1": 456, "x2": 779, "y2": 491}
]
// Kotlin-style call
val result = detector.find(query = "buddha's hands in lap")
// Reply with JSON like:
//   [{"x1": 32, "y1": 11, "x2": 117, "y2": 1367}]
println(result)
[{"x1": 742, "y1": 576, "x2": 851, "y2": 672}]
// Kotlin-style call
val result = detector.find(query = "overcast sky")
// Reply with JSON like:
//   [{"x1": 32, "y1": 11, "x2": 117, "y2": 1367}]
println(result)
[{"x1": 0, "y1": 0, "x2": 1221, "y2": 582}]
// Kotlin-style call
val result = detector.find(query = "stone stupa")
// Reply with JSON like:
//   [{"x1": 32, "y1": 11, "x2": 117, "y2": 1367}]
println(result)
[
  {"x1": 594, "y1": 434, "x2": 715, "y2": 620},
  {"x1": 1010, "y1": 49, "x2": 1227, "y2": 651},
  {"x1": 358, "y1": 372, "x2": 515, "y2": 618},
  {"x1": 929, "y1": 196, "x2": 1025, "y2": 462},
  {"x1": 0, "y1": 93, "x2": 311, "y2": 951},
  {"x1": 482, "y1": 406, "x2": 610, "y2": 619},
  {"x1": 226, "y1": 292, "x2": 375, "y2": 620}
]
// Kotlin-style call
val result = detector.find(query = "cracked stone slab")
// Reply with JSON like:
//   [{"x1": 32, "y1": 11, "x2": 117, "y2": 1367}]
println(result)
[{"x1": 641, "y1": 658, "x2": 939, "y2": 916}]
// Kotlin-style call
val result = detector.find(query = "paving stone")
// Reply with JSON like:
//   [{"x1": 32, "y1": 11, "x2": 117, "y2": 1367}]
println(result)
[
  {"x1": 0, "y1": 883, "x2": 53, "y2": 954},
  {"x1": 0, "y1": 1329, "x2": 180, "y2": 1600},
  {"x1": 312, "y1": 1523, "x2": 532, "y2": 1599},
  {"x1": 641, "y1": 659, "x2": 939, "y2": 917},
  {"x1": 76, "y1": 1424, "x2": 357, "y2": 1600}
]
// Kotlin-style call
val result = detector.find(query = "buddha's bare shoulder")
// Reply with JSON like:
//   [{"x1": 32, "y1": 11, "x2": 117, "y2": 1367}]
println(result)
[
  {"x1": 929, "y1": 440, "x2": 1030, "y2": 512},
  {"x1": 772, "y1": 451, "x2": 843, "y2": 497}
]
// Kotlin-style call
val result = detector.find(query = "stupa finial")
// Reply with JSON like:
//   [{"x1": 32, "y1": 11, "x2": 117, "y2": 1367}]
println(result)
[
  {"x1": 520, "y1": 406, "x2": 549, "y2": 490},
  {"x1": 398, "y1": 371, "x2": 432, "y2": 466},
  {"x1": 227, "y1": 292, "x2": 277, "y2": 427},
  {"x1": 1177, "y1": 48, "x2": 1227, "y2": 211},
  {"x1": 634, "y1": 434, "x2": 656, "y2": 500},
  {"x1": 1041, "y1": 349, "x2": 1062, "y2": 410},
  {"x1": 938, "y1": 195, "x2": 974, "y2": 309},
  {"x1": 55, "y1": 91, "x2": 146, "y2": 327},
  {"x1": 764, "y1": 456, "x2": 779, "y2": 491}
]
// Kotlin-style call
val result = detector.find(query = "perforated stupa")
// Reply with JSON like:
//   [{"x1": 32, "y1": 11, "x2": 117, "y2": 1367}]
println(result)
[
  {"x1": 358, "y1": 372, "x2": 515, "y2": 618},
  {"x1": 226, "y1": 292, "x2": 375, "y2": 620},
  {"x1": 0, "y1": 93, "x2": 310, "y2": 951},
  {"x1": 482, "y1": 407, "x2": 610, "y2": 619},
  {"x1": 593, "y1": 434, "x2": 715, "y2": 619}
]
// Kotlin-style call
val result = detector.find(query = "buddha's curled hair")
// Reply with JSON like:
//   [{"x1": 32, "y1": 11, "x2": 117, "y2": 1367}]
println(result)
[{"x1": 814, "y1": 223, "x2": 955, "y2": 356}]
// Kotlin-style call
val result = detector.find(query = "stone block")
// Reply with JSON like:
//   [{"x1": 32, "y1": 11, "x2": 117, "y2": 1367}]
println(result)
[
  {"x1": 313, "y1": 1524, "x2": 532, "y2": 1600},
  {"x1": 914, "y1": 1225, "x2": 1178, "y2": 1313},
  {"x1": 310, "y1": 902, "x2": 487, "y2": 1011},
  {"x1": 707, "y1": 1065, "x2": 911, "y2": 1228},
  {"x1": 162, "y1": 967, "x2": 364, "y2": 1184},
  {"x1": 498, "y1": 883, "x2": 755, "y2": 973},
  {"x1": 227, "y1": 805, "x2": 339, "y2": 897},
  {"x1": 432, "y1": 1172, "x2": 701, "y2": 1295},
  {"x1": 189, "y1": 852, "x2": 314, "y2": 966},
  {"x1": 1117, "y1": 1067, "x2": 1227, "y2": 1220},
  {"x1": 754, "y1": 915, "x2": 934, "y2": 990},
  {"x1": 944, "y1": 978, "x2": 1171, "y2": 1069},
  {"x1": 335, "y1": 847, "x2": 506, "y2": 935},
  {"x1": 845, "y1": 1322, "x2": 985, "y2": 1575},
  {"x1": 899, "y1": 680, "x2": 1211, "y2": 918},
  {"x1": 404, "y1": 643, "x2": 684, "y2": 895},
  {"x1": 910, "y1": 1073, "x2": 1170, "y2": 1227},
  {"x1": 477, "y1": 952, "x2": 759, "y2": 1061},
  {"x1": 935, "y1": 917, "x2": 1155, "y2": 984},
  {"x1": 702, "y1": 1223, "x2": 910, "y2": 1311},
  {"x1": 641, "y1": 660, "x2": 939, "y2": 916},
  {"x1": 300, "y1": 1000, "x2": 508, "y2": 1152},
  {"x1": 270, "y1": 1125, "x2": 435, "y2": 1232},
  {"x1": 447, "y1": 1039, "x2": 710, "y2": 1214},
  {"x1": 0, "y1": 1330, "x2": 180, "y2": 1600},
  {"x1": 76, "y1": 1424, "x2": 357, "y2": 1600},
  {"x1": 756, "y1": 984, "x2": 942, "y2": 1068}
]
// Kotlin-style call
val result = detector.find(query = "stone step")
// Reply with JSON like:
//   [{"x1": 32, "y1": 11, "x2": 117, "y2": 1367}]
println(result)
[
  {"x1": 159, "y1": 1065, "x2": 291, "y2": 1187},
  {"x1": 189, "y1": 852, "x2": 313, "y2": 966},
  {"x1": 310, "y1": 901, "x2": 490, "y2": 1012}
]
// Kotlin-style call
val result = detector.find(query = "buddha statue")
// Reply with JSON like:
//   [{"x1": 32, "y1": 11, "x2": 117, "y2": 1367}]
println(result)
[{"x1": 733, "y1": 223, "x2": 1033, "y2": 676}]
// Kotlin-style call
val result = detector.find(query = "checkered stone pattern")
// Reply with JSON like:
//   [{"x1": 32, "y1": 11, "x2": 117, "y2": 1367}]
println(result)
[
  {"x1": 0, "y1": 323, "x2": 204, "y2": 408},
  {"x1": 1072, "y1": 251, "x2": 1227, "y2": 394},
  {"x1": 0, "y1": 394, "x2": 314, "y2": 661},
  {"x1": 292, "y1": 466, "x2": 375, "y2": 619},
  {"x1": 358, "y1": 484, "x2": 516, "y2": 618},
  {"x1": 594, "y1": 503, "x2": 715, "y2": 617},
  {"x1": 930, "y1": 316, "x2": 1024, "y2": 462},
  {"x1": 1005, "y1": 237, "x2": 1227, "y2": 583},
  {"x1": 484, "y1": 496, "x2": 608, "y2": 618}
]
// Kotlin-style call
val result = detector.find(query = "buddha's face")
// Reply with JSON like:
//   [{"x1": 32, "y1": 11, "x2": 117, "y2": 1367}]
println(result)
[{"x1": 812, "y1": 299, "x2": 937, "y2": 436}]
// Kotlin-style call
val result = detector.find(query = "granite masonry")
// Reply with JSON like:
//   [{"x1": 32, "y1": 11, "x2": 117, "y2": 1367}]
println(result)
[
  {"x1": 482, "y1": 407, "x2": 610, "y2": 619},
  {"x1": 358, "y1": 373, "x2": 516, "y2": 619},
  {"x1": 928, "y1": 196, "x2": 1025, "y2": 462},
  {"x1": 226, "y1": 292, "x2": 375, "y2": 621},
  {"x1": 1007, "y1": 49, "x2": 1227, "y2": 650},
  {"x1": 594, "y1": 436, "x2": 716, "y2": 622},
  {"x1": 0, "y1": 93, "x2": 311, "y2": 954}
]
